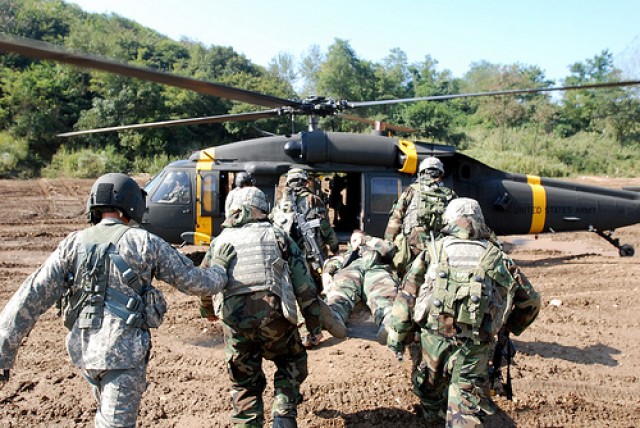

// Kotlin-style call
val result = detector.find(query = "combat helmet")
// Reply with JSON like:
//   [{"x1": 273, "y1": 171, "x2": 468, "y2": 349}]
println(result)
[
  {"x1": 229, "y1": 186, "x2": 270, "y2": 213},
  {"x1": 418, "y1": 156, "x2": 444, "y2": 179},
  {"x1": 87, "y1": 173, "x2": 146, "y2": 224},
  {"x1": 443, "y1": 197, "x2": 486, "y2": 227},
  {"x1": 286, "y1": 168, "x2": 308, "y2": 187},
  {"x1": 234, "y1": 171, "x2": 255, "y2": 188}
]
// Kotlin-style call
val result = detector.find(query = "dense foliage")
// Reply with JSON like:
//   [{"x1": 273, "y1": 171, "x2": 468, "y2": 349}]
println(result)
[{"x1": 1, "y1": 0, "x2": 639, "y2": 178}]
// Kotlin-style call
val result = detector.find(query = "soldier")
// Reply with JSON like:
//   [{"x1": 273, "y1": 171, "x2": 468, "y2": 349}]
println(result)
[
  {"x1": 387, "y1": 198, "x2": 540, "y2": 426},
  {"x1": 0, "y1": 173, "x2": 235, "y2": 428},
  {"x1": 385, "y1": 156, "x2": 457, "y2": 276},
  {"x1": 225, "y1": 171, "x2": 257, "y2": 216},
  {"x1": 199, "y1": 187, "x2": 324, "y2": 428},
  {"x1": 270, "y1": 168, "x2": 340, "y2": 348},
  {"x1": 323, "y1": 229, "x2": 399, "y2": 344},
  {"x1": 270, "y1": 167, "x2": 339, "y2": 278}
]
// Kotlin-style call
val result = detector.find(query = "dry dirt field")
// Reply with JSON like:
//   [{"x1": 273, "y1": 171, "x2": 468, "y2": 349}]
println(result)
[{"x1": 1, "y1": 177, "x2": 639, "y2": 427}]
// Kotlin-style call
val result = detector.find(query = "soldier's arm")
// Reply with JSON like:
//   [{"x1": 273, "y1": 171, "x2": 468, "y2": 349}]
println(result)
[
  {"x1": 365, "y1": 235, "x2": 396, "y2": 260},
  {"x1": 323, "y1": 255, "x2": 344, "y2": 276},
  {"x1": 384, "y1": 187, "x2": 412, "y2": 242},
  {"x1": 198, "y1": 244, "x2": 217, "y2": 319},
  {"x1": 503, "y1": 256, "x2": 541, "y2": 335},
  {"x1": 0, "y1": 235, "x2": 74, "y2": 370},
  {"x1": 150, "y1": 233, "x2": 228, "y2": 296},
  {"x1": 320, "y1": 218, "x2": 339, "y2": 253},
  {"x1": 388, "y1": 250, "x2": 428, "y2": 342},
  {"x1": 307, "y1": 194, "x2": 339, "y2": 252},
  {"x1": 282, "y1": 234, "x2": 322, "y2": 335}
]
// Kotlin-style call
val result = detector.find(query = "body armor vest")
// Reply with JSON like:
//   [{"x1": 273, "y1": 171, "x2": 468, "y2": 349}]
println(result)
[
  {"x1": 62, "y1": 223, "x2": 149, "y2": 330},
  {"x1": 414, "y1": 236, "x2": 514, "y2": 342},
  {"x1": 214, "y1": 222, "x2": 297, "y2": 324}
]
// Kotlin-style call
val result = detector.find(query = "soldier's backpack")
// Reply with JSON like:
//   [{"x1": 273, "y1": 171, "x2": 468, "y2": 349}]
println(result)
[{"x1": 413, "y1": 236, "x2": 516, "y2": 342}]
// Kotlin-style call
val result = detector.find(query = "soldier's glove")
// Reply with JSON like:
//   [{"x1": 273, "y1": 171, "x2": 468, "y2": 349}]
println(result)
[
  {"x1": 0, "y1": 369, "x2": 9, "y2": 383},
  {"x1": 212, "y1": 243, "x2": 236, "y2": 269}
]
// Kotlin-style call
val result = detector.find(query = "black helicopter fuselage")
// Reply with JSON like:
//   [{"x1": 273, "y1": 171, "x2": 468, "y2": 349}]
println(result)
[{"x1": 140, "y1": 131, "x2": 640, "y2": 254}]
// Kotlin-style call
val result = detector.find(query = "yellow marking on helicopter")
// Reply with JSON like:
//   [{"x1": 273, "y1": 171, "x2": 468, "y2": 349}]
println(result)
[
  {"x1": 195, "y1": 149, "x2": 215, "y2": 244},
  {"x1": 397, "y1": 139, "x2": 418, "y2": 174},
  {"x1": 527, "y1": 174, "x2": 547, "y2": 234}
]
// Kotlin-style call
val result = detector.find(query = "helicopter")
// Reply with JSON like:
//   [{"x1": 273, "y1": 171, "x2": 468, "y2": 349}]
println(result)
[{"x1": 1, "y1": 35, "x2": 640, "y2": 256}]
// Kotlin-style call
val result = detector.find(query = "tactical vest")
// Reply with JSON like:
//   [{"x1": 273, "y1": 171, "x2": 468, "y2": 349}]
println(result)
[
  {"x1": 214, "y1": 222, "x2": 298, "y2": 324},
  {"x1": 61, "y1": 223, "x2": 149, "y2": 330},
  {"x1": 413, "y1": 236, "x2": 515, "y2": 342},
  {"x1": 402, "y1": 182, "x2": 450, "y2": 235}
]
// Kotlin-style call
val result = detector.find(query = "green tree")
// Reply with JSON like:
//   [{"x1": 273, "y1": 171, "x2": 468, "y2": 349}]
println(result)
[
  {"x1": 298, "y1": 44, "x2": 323, "y2": 98},
  {"x1": 556, "y1": 50, "x2": 624, "y2": 137},
  {"x1": 268, "y1": 52, "x2": 298, "y2": 89},
  {"x1": 1, "y1": 62, "x2": 90, "y2": 167},
  {"x1": 400, "y1": 55, "x2": 465, "y2": 143}
]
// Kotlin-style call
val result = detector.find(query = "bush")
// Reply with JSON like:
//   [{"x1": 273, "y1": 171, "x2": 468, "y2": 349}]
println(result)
[
  {"x1": 43, "y1": 145, "x2": 129, "y2": 178},
  {"x1": 131, "y1": 153, "x2": 181, "y2": 176},
  {"x1": 457, "y1": 125, "x2": 640, "y2": 177},
  {"x1": 0, "y1": 132, "x2": 30, "y2": 178}
]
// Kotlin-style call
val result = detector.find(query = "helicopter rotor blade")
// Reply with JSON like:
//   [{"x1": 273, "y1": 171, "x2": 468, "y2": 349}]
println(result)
[
  {"x1": 346, "y1": 80, "x2": 640, "y2": 108},
  {"x1": 337, "y1": 113, "x2": 418, "y2": 133},
  {"x1": 0, "y1": 34, "x2": 300, "y2": 109},
  {"x1": 57, "y1": 110, "x2": 282, "y2": 137}
]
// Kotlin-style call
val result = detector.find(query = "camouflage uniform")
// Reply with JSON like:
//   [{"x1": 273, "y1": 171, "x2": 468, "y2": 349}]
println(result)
[
  {"x1": 387, "y1": 198, "x2": 540, "y2": 427},
  {"x1": 271, "y1": 170, "x2": 339, "y2": 349},
  {"x1": 202, "y1": 192, "x2": 322, "y2": 427},
  {"x1": 324, "y1": 234, "x2": 398, "y2": 336},
  {"x1": 270, "y1": 184, "x2": 339, "y2": 272},
  {"x1": 384, "y1": 175, "x2": 457, "y2": 276},
  {"x1": 0, "y1": 218, "x2": 228, "y2": 428}
]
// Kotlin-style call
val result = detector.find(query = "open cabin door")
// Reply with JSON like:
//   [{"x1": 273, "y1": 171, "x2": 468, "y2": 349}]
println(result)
[
  {"x1": 361, "y1": 172, "x2": 413, "y2": 238},
  {"x1": 194, "y1": 169, "x2": 223, "y2": 245}
]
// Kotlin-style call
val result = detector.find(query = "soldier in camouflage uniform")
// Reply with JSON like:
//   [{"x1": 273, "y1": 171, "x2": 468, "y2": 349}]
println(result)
[
  {"x1": 387, "y1": 198, "x2": 540, "y2": 427},
  {"x1": 225, "y1": 171, "x2": 257, "y2": 216},
  {"x1": 270, "y1": 168, "x2": 339, "y2": 276},
  {"x1": 199, "y1": 187, "x2": 323, "y2": 428},
  {"x1": 323, "y1": 230, "x2": 399, "y2": 344},
  {"x1": 0, "y1": 173, "x2": 234, "y2": 428},
  {"x1": 385, "y1": 156, "x2": 457, "y2": 276},
  {"x1": 270, "y1": 168, "x2": 339, "y2": 348}
]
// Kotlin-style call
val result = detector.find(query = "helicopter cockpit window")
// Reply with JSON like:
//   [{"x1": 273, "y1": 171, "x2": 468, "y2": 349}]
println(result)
[
  {"x1": 151, "y1": 171, "x2": 191, "y2": 205},
  {"x1": 370, "y1": 177, "x2": 403, "y2": 214}
]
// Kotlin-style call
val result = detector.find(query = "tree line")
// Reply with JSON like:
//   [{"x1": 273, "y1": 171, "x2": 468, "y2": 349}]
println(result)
[{"x1": 1, "y1": 0, "x2": 639, "y2": 178}]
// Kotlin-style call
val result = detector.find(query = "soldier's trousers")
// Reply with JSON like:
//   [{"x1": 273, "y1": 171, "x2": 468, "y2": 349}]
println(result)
[
  {"x1": 326, "y1": 264, "x2": 397, "y2": 326},
  {"x1": 83, "y1": 365, "x2": 147, "y2": 428},
  {"x1": 412, "y1": 332, "x2": 491, "y2": 427},
  {"x1": 223, "y1": 315, "x2": 308, "y2": 427}
]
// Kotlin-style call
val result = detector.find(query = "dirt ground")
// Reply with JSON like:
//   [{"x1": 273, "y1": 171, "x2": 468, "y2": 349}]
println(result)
[{"x1": 1, "y1": 176, "x2": 640, "y2": 427}]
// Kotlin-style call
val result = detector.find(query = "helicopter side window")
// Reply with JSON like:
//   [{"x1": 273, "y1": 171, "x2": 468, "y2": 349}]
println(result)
[
  {"x1": 370, "y1": 177, "x2": 403, "y2": 214},
  {"x1": 151, "y1": 171, "x2": 191, "y2": 205}
]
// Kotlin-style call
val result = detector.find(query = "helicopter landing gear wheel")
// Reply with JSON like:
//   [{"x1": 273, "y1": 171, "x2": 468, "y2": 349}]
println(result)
[
  {"x1": 619, "y1": 244, "x2": 635, "y2": 257},
  {"x1": 592, "y1": 229, "x2": 635, "y2": 257}
]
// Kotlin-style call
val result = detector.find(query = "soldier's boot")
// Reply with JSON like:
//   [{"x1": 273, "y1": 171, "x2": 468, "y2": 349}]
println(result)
[
  {"x1": 376, "y1": 312, "x2": 392, "y2": 345},
  {"x1": 273, "y1": 416, "x2": 298, "y2": 428},
  {"x1": 318, "y1": 300, "x2": 347, "y2": 338},
  {"x1": 415, "y1": 403, "x2": 445, "y2": 426}
]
